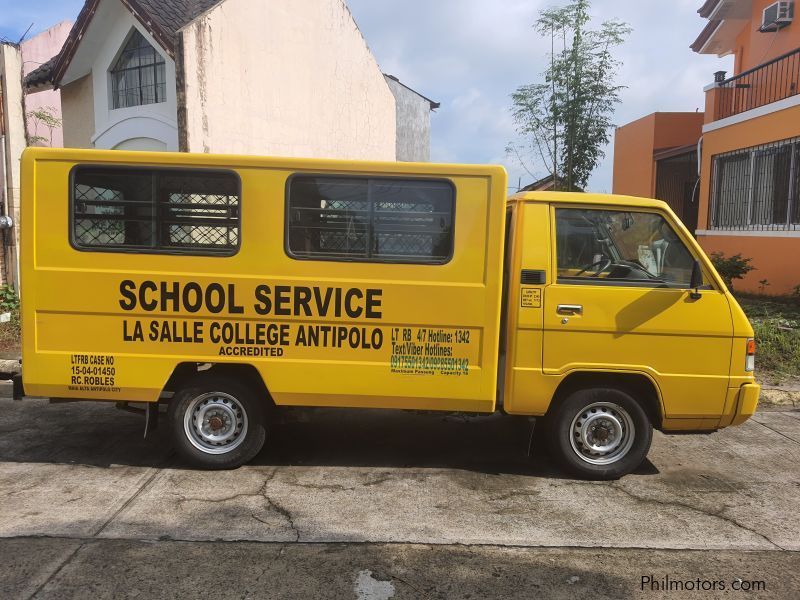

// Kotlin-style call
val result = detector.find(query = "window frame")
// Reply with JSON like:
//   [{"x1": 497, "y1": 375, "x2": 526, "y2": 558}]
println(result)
[
  {"x1": 69, "y1": 164, "x2": 242, "y2": 257},
  {"x1": 284, "y1": 173, "x2": 457, "y2": 266},
  {"x1": 551, "y1": 205, "x2": 710, "y2": 291},
  {"x1": 109, "y1": 29, "x2": 168, "y2": 110},
  {"x1": 710, "y1": 136, "x2": 800, "y2": 232}
]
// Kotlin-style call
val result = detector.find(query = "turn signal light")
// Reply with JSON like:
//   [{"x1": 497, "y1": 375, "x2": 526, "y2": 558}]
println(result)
[{"x1": 746, "y1": 338, "x2": 755, "y2": 372}]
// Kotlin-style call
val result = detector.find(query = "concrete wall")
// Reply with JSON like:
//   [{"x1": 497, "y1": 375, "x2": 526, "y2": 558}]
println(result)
[
  {"x1": 179, "y1": 0, "x2": 396, "y2": 160},
  {"x1": 733, "y1": 0, "x2": 800, "y2": 74},
  {"x1": 696, "y1": 101, "x2": 800, "y2": 294},
  {"x1": 0, "y1": 44, "x2": 27, "y2": 287},
  {"x1": 612, "y1": 114, "x2": 658, "y2": 198},
  {"x1": 612, "y1": 112, "x2": 704, "y2": 198},
  {"x1": 61, "y1": 74, "x2": 95, "y2": 149},
  {"x1": 21, "y1": 21, "x2": 72, "y2": 148},
  {"x1": 384, "y1": 76, "x2": 431, "y2": 162}
]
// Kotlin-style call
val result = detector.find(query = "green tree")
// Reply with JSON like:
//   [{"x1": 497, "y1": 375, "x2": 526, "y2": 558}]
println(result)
[
  {"x1": 26, "y1": 106, "x2": 62, "y2": 147},
  {"x1": 509, "y1": 0, "x2": 630, "y2": 191}
]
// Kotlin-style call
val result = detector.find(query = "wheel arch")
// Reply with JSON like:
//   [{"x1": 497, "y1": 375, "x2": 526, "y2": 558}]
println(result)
[
  {"x1": 547, "y1": 371, "x2": 664, "y2": 428},
  {"x1": 162, "y1": 362, "x2": 273, "y2": 406}
]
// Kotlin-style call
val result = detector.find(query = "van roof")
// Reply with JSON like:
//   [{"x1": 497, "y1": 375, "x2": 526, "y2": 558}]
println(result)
[{"x1": 508, "y1": 191, "x2": 670, "y2": 210}]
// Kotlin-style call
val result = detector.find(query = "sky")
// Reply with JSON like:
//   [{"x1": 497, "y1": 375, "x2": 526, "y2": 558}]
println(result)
[{"x1": 0, "y1": 0, "x2": 733, "y2": 192}]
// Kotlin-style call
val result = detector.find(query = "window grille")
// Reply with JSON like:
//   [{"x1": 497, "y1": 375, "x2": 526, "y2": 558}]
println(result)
[
  {"x1": 287, "y1": 176, "x2": 454, "y2": 264},
  {"x1": 72, "y1": 167, "x2": 240, "y2": 255},
  {"x1": 710, "y1": 137, "x2": 800, "y2": 231},
  {"x1": 111, "y1": 30, "x2": 167, "y2": 109}
]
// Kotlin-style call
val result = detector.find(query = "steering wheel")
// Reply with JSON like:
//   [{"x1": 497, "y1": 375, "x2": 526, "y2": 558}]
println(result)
[{"x1": 576, "y1": 258, "x2": 612, "y2": 277}]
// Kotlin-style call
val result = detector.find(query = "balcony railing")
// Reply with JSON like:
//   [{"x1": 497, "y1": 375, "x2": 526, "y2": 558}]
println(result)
[{"x1": 712, "y1": 46, "x2": 800, "y2": 121}]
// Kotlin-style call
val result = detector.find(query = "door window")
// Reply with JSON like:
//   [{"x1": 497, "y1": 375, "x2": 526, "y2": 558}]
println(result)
[{"x1": 555, "y1": 208, "x2": 697, "y2": 287}]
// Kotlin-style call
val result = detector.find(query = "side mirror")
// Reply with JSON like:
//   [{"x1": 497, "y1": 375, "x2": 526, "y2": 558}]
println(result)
[{"x1": 689, "y1": 261, "x2": 703, "y2": 300}]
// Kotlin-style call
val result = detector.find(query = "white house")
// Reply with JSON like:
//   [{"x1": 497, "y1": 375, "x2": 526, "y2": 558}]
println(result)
[{"x1": 26, "y1": 0, "x2": 437, "y2": 161}]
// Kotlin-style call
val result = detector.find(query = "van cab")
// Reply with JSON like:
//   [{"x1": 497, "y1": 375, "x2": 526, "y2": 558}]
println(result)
[{"x1": 19, "y1": 148, "x2": 760, "y2": 479}]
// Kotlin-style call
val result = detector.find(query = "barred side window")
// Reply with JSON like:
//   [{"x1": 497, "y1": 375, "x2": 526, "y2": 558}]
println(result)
[
  {"x1": 72, "y1": 167, "x2": 240, "y2": 255},
  {"x1": 287, "y1": 176, "x2": 454, "y2": 264},
  {"x1": 710, "y1": 136, "x2": 800, "y2": 231}
]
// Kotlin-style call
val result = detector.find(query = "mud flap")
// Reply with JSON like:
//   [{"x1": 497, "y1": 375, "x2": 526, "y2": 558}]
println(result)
[
  {"x1": 12, "y1": 374, "x2": 24, "y2": 400},
  {"x1": 144, "y1": 402, "x2": 160, "y2": 439}
]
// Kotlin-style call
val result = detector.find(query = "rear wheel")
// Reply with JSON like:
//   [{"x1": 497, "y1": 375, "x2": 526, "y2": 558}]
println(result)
[
  {"x1": 168, "y1": 374, "x2": 267, "y2": 469},
  {"x1": 546, "y1": 387, "x2": 652, "y2": 480}
]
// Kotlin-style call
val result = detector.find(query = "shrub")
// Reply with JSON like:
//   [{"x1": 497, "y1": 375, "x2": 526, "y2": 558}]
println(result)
[
  {"x1": 0, "y1": 285, "x2": 19, "y2": 313},
  {"x1": 710, "y1": 252, "x2": 755, "y2": 291}
]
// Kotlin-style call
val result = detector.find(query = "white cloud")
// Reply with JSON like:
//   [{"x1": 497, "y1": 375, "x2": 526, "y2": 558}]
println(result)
[
  {"x1": 3, "y1": 0, "x2": 736, "y2": 196},
  {"x1": 348, "y1": 0, "x2": 734, "y2": 193}
]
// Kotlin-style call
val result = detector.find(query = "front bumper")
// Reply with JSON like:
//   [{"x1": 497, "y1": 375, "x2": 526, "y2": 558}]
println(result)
[{"x1": 730, "y1": 382, "x2": 761, "y2": 426}]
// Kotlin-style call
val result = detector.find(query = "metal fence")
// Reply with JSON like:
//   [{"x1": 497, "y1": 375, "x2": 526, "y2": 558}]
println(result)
[
  {"x1": 714, "y1": 47, "x2": 800, "y2": 120},
  {"x1": 710, "y1": 136, "x2": 800, "y2": 231}
]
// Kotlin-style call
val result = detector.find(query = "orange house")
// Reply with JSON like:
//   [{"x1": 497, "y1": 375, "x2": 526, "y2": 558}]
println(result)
[{"x1": 613, "y1": 0, "x2": 800, "y2": 294}]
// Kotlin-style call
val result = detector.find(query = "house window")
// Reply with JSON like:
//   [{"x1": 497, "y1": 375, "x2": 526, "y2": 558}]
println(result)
[
  {"x1": 287, "y1": 175, "x2": 455, "y2": 264},
  {"x1": 710, "y1": 137, "x2": 800, "y2": 231},
  {"x1": 111, "y1": 30, "x2": 167, "y2": 109},
  {"x1": 72, "y1": 166, "x2": 240, "y2": 255}
]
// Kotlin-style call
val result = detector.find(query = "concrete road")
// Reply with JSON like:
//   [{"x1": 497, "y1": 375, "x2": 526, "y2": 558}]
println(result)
[{"x1": 1, "y1": 397, "x2": 799, "y2": 598}]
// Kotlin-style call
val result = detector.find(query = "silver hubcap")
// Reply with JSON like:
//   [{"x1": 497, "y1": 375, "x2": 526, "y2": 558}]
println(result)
[
  {"x1": 184, "y1": 392, "x2": 248, "y2": 455},
  {"x1": 569, "y1": 402, "x2": 635, "y2": 465}
]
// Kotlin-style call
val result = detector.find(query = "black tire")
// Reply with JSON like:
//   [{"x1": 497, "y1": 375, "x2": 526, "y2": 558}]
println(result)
[
  {"x1": 545, "y1": 387, "x2": 652, "y2": 480},
  {"x1": 168, "y1": 373, "x2": 268, "y2": 469}
]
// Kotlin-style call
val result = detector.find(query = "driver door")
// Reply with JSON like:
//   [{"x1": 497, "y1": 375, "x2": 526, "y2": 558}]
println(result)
[{"x1": 542, "y1": 205, "x2": 733, "y2": 422}]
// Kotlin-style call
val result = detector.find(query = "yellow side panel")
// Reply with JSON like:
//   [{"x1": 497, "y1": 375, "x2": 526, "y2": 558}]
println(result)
[
  {"x1": 504, "y1": 202, "x2": 552, "y2": 414},
  {"x1": 21, "y1": 149, "x2": 507, "y2": 411}
]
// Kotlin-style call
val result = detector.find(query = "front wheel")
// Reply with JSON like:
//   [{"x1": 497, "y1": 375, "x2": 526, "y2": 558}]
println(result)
[
  {"x1": 168, "y1": 374, "x2": 267, "y2": 469},
  {"x1": 546, "y1": 388, "x2": 653, "y2": 480}
]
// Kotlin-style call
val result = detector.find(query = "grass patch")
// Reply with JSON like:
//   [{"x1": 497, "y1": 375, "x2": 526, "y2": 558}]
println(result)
[{"x1": 735, "y1": 294, "x2": 800, "y2": 383}]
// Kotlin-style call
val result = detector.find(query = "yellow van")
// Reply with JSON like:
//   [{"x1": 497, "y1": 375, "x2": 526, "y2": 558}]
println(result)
[{"x1": 18, "y1": 148, "x2": 760, "y2": 479}]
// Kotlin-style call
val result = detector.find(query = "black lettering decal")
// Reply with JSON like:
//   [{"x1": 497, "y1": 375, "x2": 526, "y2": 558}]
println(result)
[
  {"x1": 295, "y1": 326, "x2": 307, "y2": 346},
  {"x1": 275, "y1": 286, "x2": 291, "y2": 316},
  {"x1": 314, "y1": 287, "x2": 333, "y2": 317},
  {"x1": 228, "y1": 284, "x2": 244, "y2": 314},
  {"x1": 254, "y1": 285, "x2": 272, "y2": 315},
  {"x1": 183, "y1": 283, "x2": 203, "y2": 313},
  {"x1": 205, "y1": 283, "x2": 226, "y2": 314},
  {"x1": 345, "y1": 289, "x2": 363, "y2": 319},
  {"x1": 294, "y1": 287, "x2": 312, "y2": 317},
  {"x1": 123, "y1": 320, "x2": 144, "y2": 342},
  {"x1": 161, "y1": 281, "x2": 180, "y2": 312},
  {"x1": 334, "y1": 288, "x2": 342, "y2": 318},
  {"x1": 119, "y1": 280, "x2": 137, "y2": 310},
  {"x1": 140, "y1": 281, "x2": 158, "y2": 311},
  {"x1": 366, "y1": 289, "x2": 382, "y2": 319}
]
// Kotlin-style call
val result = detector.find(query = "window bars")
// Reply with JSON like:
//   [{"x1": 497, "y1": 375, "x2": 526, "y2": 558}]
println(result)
[
  {"x1": 287, "y1": 176, "x2": 455, "y2": 264},
  {"x1": 111, "y1": 30, "x2": 167, "y2": 109},
  {"x1": 73, "y1": 167, "x2": 240, "y2": 255},
  {"x1": 710, "y1": 136, "x2": 800, "y2": 231}
]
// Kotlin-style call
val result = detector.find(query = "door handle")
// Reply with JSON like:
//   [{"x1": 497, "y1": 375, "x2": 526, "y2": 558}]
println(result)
[{"x1": 557, "y1": 304, "x2": 583, "y2": 316}]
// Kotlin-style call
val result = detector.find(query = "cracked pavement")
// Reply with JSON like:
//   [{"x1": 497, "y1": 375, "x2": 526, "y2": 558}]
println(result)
[{"x1": 1, "y1": 397, "x2": 799, "y2": 598}]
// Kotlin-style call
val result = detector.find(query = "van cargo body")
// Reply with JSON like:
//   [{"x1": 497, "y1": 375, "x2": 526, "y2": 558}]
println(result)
[{"x1": 19, "y1": 148, "x2": 760, "y2": 479}]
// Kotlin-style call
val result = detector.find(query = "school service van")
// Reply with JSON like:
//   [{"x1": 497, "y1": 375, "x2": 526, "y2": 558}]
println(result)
[{"x1": 17, "y1": 148, "x2": 760, "y2": 479}]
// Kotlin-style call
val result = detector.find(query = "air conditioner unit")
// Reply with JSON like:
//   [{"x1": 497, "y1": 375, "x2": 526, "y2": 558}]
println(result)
[{"x1": 761, "y1": 1, "x2": 794, "y2": 32}]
